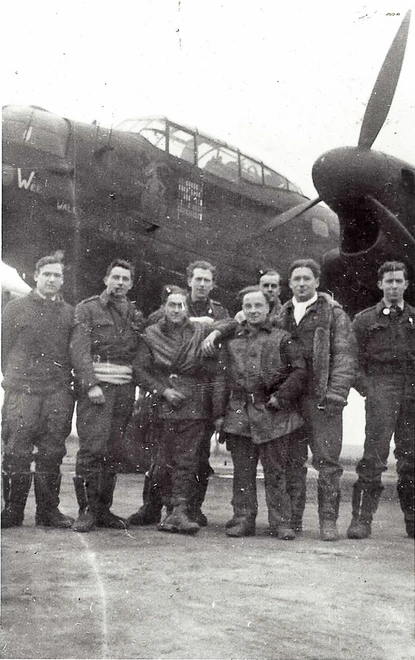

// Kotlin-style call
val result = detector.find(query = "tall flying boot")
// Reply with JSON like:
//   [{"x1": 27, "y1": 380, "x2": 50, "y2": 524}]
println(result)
[
  {"x1": 265, "y1": 472, "x2": 294, "y2": 540},
  {"x1": 72, "y1": 474, "x2": 101, "y2": 532},
  {"x1": 34, "y1": 472, "x2": 74, "y2": 528},
  {"x1": 97, "y1": 472, "x2": 129, "y2": 529},
  {"x1": 318, "y1": 481, "x2": 341, "y2": 542},
  {"x1": 396, "y1": 477, "x2": 414, "y2": 538},
  {"x1": 128, "y1": 467, "x2": 162, "y2": 526},
  {"x1": 286, "y1": 465, "x2": 307, "y2": 533},
  {"x1": 1, "y1": 471, "x2": 32, "y2": 528},
  {"x1": 159, "y1": 499, "x2": 199, "y2": 535},
  {"x1": 188, "y1": 470, "x2": 210, "y2": 527},
  {"x1": 347, "y1": 481, "x2": 383, "y2": 540}
]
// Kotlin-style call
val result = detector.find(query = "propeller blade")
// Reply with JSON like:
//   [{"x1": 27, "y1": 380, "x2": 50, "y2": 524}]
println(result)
[
  {"x1": 365, "y1": 195, "x2": 415, "y2": 254},
  {"x1": 254, "y1": 196, "x2": 322, "y2": 237},
  {"x1": 358, "y1": 10, "x2": 411, "y2": 149}
]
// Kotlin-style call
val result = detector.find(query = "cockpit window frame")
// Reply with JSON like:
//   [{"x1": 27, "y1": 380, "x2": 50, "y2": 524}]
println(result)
[{"x1": 115, "y1": 116, "x2": 302, "y2": 194}]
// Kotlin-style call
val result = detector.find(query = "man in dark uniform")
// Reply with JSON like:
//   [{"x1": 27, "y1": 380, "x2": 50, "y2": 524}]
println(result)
[
  {"x1": 214, "y1": 287, "x2": 306, "y2": 538},
  {"x1": 234, "y1": 269, "x2": 282, "y2": 324},
  {"x1": 133, "y1": 287, "x2": 215, "y2": 534},
  {"x1": 70, "y1": 259, "x2": 144, "y2": 532},
  {"x1": 347, "y1": 261, "x2": 415, "y2": 539},
  {"x1": 1, "y1": 255, "x2": 75, "y2": 528},
  {"x1": 129, "y1": 260, "x2": 229, "y2": 527},
  {"x1": 277, "y1": 259, "x2": 357, "y2": 541}
]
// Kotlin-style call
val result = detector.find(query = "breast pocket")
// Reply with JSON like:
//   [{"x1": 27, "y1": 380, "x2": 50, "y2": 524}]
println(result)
[{"x1": 366, "y1": 323, "x2": 389, "y2": 355}]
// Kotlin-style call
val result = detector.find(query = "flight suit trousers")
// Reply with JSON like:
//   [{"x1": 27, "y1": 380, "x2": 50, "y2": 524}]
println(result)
[
  {"x1": 356, "y1": 373, "x2": 415, "y2": 488},
  {"x1": 2, "y1": 388, "x2": 74, "y2": 475},
  {"x1": 75, "y1": 382, "x2": 136, "y2": 477},
  {"x1": 287, "y1": 395, "x2": 343, "y2": 521},
  {"x1": 152, "y1": 419, "x2": 207, "y2": 507},
  {"x1": 227, "y1": 434, "x2": 291, "y2": 529}
]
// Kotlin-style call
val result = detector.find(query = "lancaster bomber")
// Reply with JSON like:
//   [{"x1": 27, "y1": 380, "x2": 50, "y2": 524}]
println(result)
[
  {"x1": 2, "y1": 11, "x2": 413, "y2": 314},
  {"x1": 2, "y1": 107, "x2": 338, "y2": 312}
]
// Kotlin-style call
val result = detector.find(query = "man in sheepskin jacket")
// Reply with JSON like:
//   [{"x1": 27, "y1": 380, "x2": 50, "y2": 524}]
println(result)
[{"x1": 276, "y1": 259, "x2": 357, "y2": 541}]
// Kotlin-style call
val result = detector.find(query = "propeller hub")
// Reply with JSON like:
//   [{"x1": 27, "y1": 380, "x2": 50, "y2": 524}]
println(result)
[{"x1": 312, "y1": 147, "x2": 389, "y2": 210}]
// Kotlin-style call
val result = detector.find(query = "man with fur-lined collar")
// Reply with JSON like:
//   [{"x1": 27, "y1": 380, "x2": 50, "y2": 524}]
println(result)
[{"x1": 276, "y1": 259, "x2": 357, "y2": 541}]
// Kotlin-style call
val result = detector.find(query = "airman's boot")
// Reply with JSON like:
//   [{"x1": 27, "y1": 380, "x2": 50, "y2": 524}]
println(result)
[
  {"x1": 226, "y1": 513, "x2": 256, "y2": 538},
  {"x1": 397, "y1": 478, "x2": 415, "y2": 539},
  {"x1": 72, "y1": 475, "x2": 100, "y2": 533},
  {"x1": 318, "y1": 483, "x2": 340, "y2": 541},
  {"x1": 286, "y1": 466, "x2": 307, "y2": 533},
  {"x1": 160, "y1": 502, "x2": 199, "y2": 535},
  {"x1": 347, "y1": 482, "x2": 383, "y2": 540},
  {"x1": 129, "y1": 473, "x2": 163, "y2": 525},
  {"x1": 34, "y1": 473, "x2": 74, "y2": 528},
  {"x1": 1, "y1": 472, "x2": 32, "y2": 528},
  {"x1": 96, "y1": 472, "x2": 129, "y2": 529}
]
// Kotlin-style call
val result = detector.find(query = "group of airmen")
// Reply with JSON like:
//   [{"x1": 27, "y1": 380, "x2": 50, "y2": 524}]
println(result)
[{"x1": 1, "y1": 254, "x2": 414, "y2": 541}]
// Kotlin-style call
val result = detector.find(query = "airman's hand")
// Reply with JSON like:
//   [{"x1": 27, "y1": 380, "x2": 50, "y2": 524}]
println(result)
[
  {"x1": 234, "y1": 310, "x2": 246, "y2": 323},
  {"x1": 201, "y1": 330, "x2": 221, "y2": 356},
  {"x1": 163, "y1": 388, "x2": 187, "y2": 407},
  {"x1": 88, "y1": 385, "x2": 106, "y2": 404}
]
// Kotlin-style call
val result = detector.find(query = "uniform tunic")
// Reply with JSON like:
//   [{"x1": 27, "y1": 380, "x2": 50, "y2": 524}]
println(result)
[
  {"x1": 70, "y1": 291, "x2": 144, "y2": 476},
  {"x1": 2, "y1": 292, "x2": 75, "y2": 473},
  {"x1": 352, "y1": 301, "x2": 415, "y2": 486}
]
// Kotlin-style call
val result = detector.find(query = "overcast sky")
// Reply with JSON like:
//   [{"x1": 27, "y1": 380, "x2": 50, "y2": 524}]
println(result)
[{"x1": 2, "y1": 0, "x2": 414, "y2": 196}]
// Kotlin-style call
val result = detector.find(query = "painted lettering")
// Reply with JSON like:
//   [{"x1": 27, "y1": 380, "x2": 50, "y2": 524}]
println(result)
[{"x1": 17, "y1": 168, "x2": 36, "y2": 190}]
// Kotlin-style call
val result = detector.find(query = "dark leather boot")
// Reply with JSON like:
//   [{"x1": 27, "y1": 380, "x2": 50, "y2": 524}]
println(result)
[
  {"x1": 397, "y1": 478, "x2": 415, "y2": 539},
  {"x1": 128, "y1": 472, "x2": 162, "y2": 525},
  {"x1": 286, "y1": 465, "x2": 307, "y2": 533},
  {"x1": 34, "y1": 473, "x2": 74, "y2": 528},
  {"x1": 96, "y1": 472, "x2": 129, "y2": 530},
  {"x1": 225, "y1": 517, "x2": 256, "y2": 538},
  {"x1": 1, "y1": 472, "x2": 32, "y2": 528},
  {"x1": 72, "y1": 475, "x2": 100, "y2": 533},
  {"x1": 318, "y1": 482, "x2": 340, "y2": 542},
  {"x1": 347, "y1": 481, "x2": 383, "y2": 540},
  {"x1": 159, "y1": 503, "x2": 199, "y2": 535}
]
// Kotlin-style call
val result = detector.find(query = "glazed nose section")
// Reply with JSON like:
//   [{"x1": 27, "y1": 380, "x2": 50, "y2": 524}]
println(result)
[{"x1": 312, "y1": 147, "x2": 389, "y2": 208}]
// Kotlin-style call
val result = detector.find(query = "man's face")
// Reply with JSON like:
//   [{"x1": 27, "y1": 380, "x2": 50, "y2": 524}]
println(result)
[
  {"x1": 242, "y1": 291, "x2": 269, "y2": 326},
  {"x1": 188, "y1": 268, "x2": 214, "y2": 301},
  {"x1": 259, "y1": 274, "x2": 280, "y2": 304},
  {"x1": 289, "y1": 267, "x2": 319, "y2": 302},
  {"x1": 165, "y1": 293, "x2": 188, "y2": 324},
  {"x1": 34, "y1": 262, "x2": 64, "y2": 299},
  {"x1": 104, "y1": 266, "x2": 133, "y2": 299},
  {"x1": 378, "y1": 270, "x2": 408, "y2": 305}
]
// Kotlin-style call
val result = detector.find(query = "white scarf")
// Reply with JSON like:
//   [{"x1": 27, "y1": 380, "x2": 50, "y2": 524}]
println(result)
[{"x1": 292, "y1": 293, "x2": 318, "y2": 325}]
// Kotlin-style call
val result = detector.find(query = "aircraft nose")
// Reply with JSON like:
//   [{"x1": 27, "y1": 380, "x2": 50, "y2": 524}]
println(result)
[{"x1": 312, "y1": 147, "x2": 389, "y2": 209}]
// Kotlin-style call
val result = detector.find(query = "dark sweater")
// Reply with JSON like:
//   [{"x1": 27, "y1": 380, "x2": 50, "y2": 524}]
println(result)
[{"x1": 2, "y1": 292, "x2": 74, "y2": 394}]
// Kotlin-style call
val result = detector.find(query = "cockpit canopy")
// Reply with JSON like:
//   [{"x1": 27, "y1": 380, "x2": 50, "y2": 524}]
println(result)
[{"x1": 116, "y1": 117, "x2": 302, "y2": 193}]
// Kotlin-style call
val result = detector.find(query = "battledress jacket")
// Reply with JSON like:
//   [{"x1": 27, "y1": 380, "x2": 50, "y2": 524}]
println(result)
[
  {"x1": 213, "y1": 321, "x2": 306, "y2": 444},
  {"x1": 276, "y1": 293, "x2": 357, "y2": 406},
  {"x1": 1, "y1": 291, "x2": 74, "y2": 394},
  {"x1": 352, "y1": 300, "x2": 415, "y2": 396},
  {"x1": 133, "y1": 318, "x2": 215, "y2": 420},
  {"x1": 69, "y1": 291, "x2": 145, "y2": 392}
]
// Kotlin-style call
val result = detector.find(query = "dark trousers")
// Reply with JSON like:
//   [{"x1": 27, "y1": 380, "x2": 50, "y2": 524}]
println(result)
[
  {"x1": 287, "y1": 395, "x2": 343, "y2": 521},
  {"x1": 227, "y1": 435, "x2": 291, "y2": 528},
  {"x1": 356, "y1": 374, "x2": 414, "y2": 522},
  {"x1": 2, "y1": 388, "x2": 74, "y2": 474},
  {"x1": 75, "y1": 382, "x2": 135, "y2": 477},
  {"x1": 153, "y1": 419, "x2": 206, "y2": 507},
  {"x1": 357, "y1": 374, "x2": 415, "y2": 484}
]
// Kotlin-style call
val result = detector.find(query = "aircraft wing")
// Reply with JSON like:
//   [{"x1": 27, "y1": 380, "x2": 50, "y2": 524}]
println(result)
[{"x1": 1, "y1": 261, "x2": 31, "y2": 297}]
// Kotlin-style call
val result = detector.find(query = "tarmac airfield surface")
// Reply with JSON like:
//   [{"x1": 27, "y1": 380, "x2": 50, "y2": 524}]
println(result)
[{"x1": 1, "y1": 394, "x2": 414, "y2": 660}]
